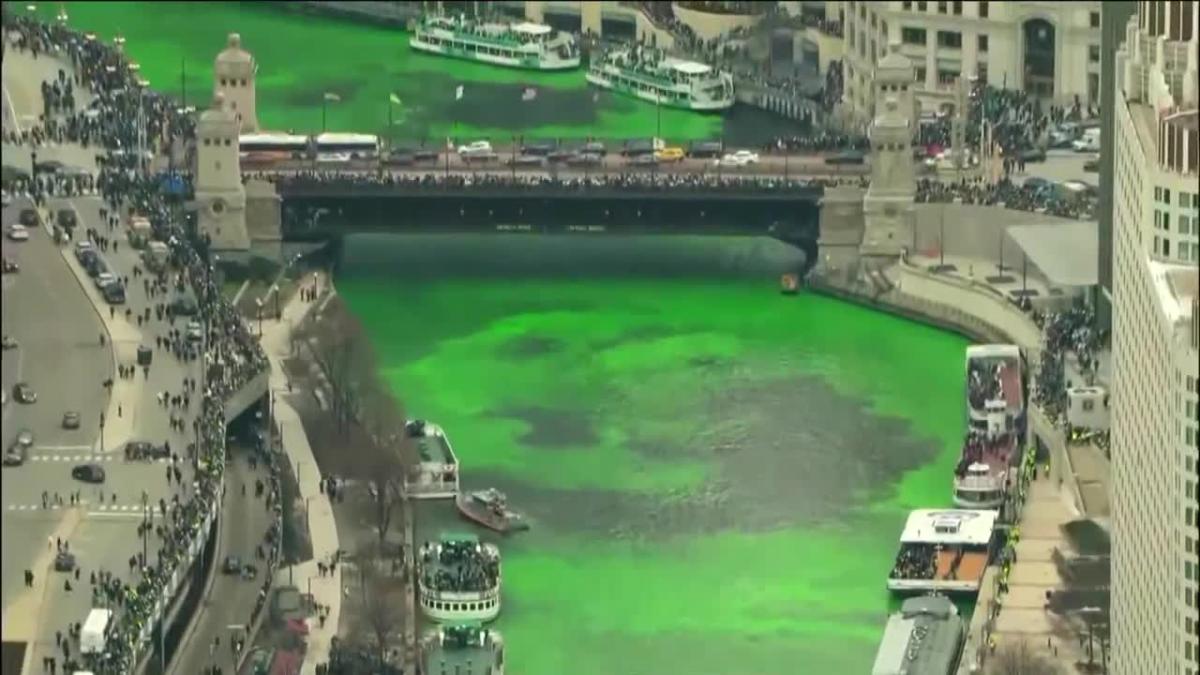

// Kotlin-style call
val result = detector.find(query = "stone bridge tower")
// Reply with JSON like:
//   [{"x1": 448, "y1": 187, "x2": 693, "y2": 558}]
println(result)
[
  {"x1": 214, "y1": 33, "x2": 258, "y2": 133},
  {"x1": 194, "y1": 93, "x2": 250, "y2": 252},
  {"x1": 860, "y1": 93, "x2": 916, "y2": 258}
]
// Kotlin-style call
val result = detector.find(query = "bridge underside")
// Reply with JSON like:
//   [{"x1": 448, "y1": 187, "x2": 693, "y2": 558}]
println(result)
[{"x1": 280, "y1": 192, "x2": 821, "y2": 242}]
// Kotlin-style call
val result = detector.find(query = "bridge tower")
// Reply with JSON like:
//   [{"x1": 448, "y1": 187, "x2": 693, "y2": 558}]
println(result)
[
  {"x1": 860, "y1": 94, "x2": 915, "y2": 258},
  {"x1": 194, "y1": 93, "x2": 250, "y2": 252},
  {"x1": 873, "y1": 47, "x2": 917, "y2": 134},
  {"x1": 214, "y1": 33, "x2": 258, "y2": 133}
]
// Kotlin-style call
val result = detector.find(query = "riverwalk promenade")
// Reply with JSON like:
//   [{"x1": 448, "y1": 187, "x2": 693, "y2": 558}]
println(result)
[{"x1": 260, "y1": 273, "x2": 343, "y2": 674}]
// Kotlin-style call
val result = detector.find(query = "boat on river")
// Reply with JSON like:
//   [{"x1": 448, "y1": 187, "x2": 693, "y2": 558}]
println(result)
[
  {"x1": 456, "y1": 488, "x2": 530, "y2": 534},
  {"x1": 417, "y1": 533, "x2": 502, "y2": 623},
  {"x1": 421, "y1": 622, "x2": 505, "y2": 675},
  {"x1": 409, "y1": 14, "x2": 580, "y2": 71},
  {"x1": 585, "y1": 44, "x2": 734, "y2": 111},
  {"x1": 405, "y1": 419, "x2": 459, "y2": 500},
  {"x1": 954, "y1": 344, "x2": 1026, "y2": 510},
  {"x1": 887, "y1": 509, "x2": 999, "y2": 594},
  {"x1": 871, "y1": 594, "x2": 965, "y2": 675}
]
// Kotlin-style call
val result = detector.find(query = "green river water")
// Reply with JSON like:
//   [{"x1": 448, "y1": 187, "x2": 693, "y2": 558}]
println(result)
[
  {"x1": 337, "y1": 234, "x2": 968, "y2": 675},
  {"x1": 34, "y1": 5, "x2": 972, "y2": 671}
]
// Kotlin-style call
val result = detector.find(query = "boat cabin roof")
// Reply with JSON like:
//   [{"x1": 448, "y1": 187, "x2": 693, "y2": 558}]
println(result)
[
  {"x1": 899, "y1": 509, "x2": 998, "y2": 546},
  {"x1": 512, "y1": 22, "x2": 552, "y2": 35},
  {"x1": 665, "y1": 58, "x2": 712, "y2": 75},
  {"x1": 439, "y1": 532, "x2": 479, "y2": 544}
]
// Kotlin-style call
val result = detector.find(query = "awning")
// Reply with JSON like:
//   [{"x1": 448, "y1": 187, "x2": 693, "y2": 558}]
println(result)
[{"x1": 1006, "y1": 221, "x2": 1099, "y2": 288}]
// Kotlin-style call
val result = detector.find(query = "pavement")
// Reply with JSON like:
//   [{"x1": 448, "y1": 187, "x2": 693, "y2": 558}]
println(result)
[{"x1": 260, "y1": 272, "x2": 344, "y2": 675}]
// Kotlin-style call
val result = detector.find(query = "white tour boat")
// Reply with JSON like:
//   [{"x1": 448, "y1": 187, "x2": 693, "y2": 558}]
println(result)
[
  {"x1": 955, "y1": 344, "x2": 1026, "y2": 509},
  {"x1": 409, "y1": 14, "x2": 580, "y2": 71},
  {"x1": 887, "y1": 509, "x2": 1000, "y2": 594},
  {"x1": 404, "y1": 419, "x2": 460, "y2": 499},
  {"x1": 586, "y1": 45, "x2": 734, "y2": 111},
  {"x1": 417, "y1": 533, "x2": 502, "y2": 623}
]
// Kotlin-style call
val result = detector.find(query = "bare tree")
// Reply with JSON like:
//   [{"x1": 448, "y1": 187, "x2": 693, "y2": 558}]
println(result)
[
  {"x1": 357, "y1": 542, "x2": 402, "y2": 667},
  {"x1": 304, "y1": 296, "x2": 372, "y2": 434},
  {"x1": 989, "y1": 640, "x2": 1060, "y2": 675}
]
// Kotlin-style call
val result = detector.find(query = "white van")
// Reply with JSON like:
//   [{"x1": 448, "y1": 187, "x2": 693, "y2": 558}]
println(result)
[
  {"x1": 1072, "y1": 128, "x2": 1100, "y2": 152},
  {"x1": 81, "y1": 608, "x2": 112, "y2": 654}
]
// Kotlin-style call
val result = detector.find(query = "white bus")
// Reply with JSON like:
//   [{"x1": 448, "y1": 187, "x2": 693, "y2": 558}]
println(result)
[
  {"x1": 313, "y1": 133, "x2": 381, "y2": 163},
  {"x1": 239, "y1": 133, "x2": 310, "y2": 163}
]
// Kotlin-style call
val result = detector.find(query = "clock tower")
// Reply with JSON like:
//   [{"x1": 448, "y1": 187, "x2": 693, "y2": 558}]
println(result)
[{"x1": 194, "y1": 93, "x2": 249, "y2": 252}]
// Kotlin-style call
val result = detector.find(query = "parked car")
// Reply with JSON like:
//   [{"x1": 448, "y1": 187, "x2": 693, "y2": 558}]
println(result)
[
  {"x1": 1083, "y1": 156, "x2": 1100, "y2": 173},
  {"x1": 103, "y1": 283, "x2": 126, "y2": 305},
  {"x1": 74, "y1": 240, "x2": 95, "y2": 262},
  {"x1": 18, "y1": 208, "x2": 38, "y2": 226},
  {"x1": 1023, "y1": 177, "x2": 1054, "y2": 197},
  {"x1": 688, "y1": 141, "x2": 724, "y2": 159},
  {"x1": 1, "y1": 257, "x2": 17, "y2": 274},
  {"x1": 54, "y1": 551, "x2": 77, "y2": 572},
  {"x1": 7, "y1": 224, "x2": 29, "y2": 241},
  {"x1": 62, "y1": 411, "x2": 81, "y2": 429},
  {"x1": 383, "y1": 151, "x2": 413, "y2": 167},
  {"x1": 716, "y1": 150, "x2": 759, "y2": 167},
  {"x1": 223, "y1": 555, "x2": 243, "y2": 574},
  {"x1": 71, "y1": 463, "x2": 106, "y2": 483},
  {"x1": 627, "y1": 154, "x2": 659, "y2": 167},
  {"x1": 169, "y1": 297, "x2": 199, "y2": 316},
  {"x1": 506, "y1": 155, "x2": 545, "y2": 168},
  {"x1": 56, "y1": 208, "x2": 77, "y2": 229},
  {"x1": 94, "y1": 271, "x2": 117, "y2": 290},
  {"x1": 546, "y1": 149, "x2": 575, "y2": 163},
  {"x1": 457, "y1": 140, "x2": 493, "y2": 157},
  {"x1": 654, "y1": 147, "x2": 685, "y2": 163},
  {"x1": 581, "y1": 141, "x2": 607, "y2": 157},
  {"x1": 825, "y1": 150, "x2": 866, "y2": 165},
  {"x1": 412, "y1": 149, "x2": 439, "y2": 162},
  {"x1": 12, "y1": 382, "x2": 36, "y2": 404},
  {"x1": 566, "y1": 152, "x2": 603, "y2": 167},
  {"x1": 520, "y1": 141, "x2": 556, "y2": 156}
]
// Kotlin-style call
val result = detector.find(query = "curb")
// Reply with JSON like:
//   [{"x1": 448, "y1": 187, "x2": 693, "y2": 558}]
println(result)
[{"x1": 164, "y1": 506, "x2": 224, "y2": 675}]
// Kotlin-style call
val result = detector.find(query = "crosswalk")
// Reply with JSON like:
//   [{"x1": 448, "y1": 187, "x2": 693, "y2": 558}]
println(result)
[
  {"x1": 28, "y1": 454, "x2": 168, "y2": 463},
  {"x1": 6, "y1": 502, "x2": 155, "y2": 519}
]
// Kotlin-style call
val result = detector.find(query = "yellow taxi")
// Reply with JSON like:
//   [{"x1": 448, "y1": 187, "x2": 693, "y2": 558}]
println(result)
[{"x1": 654, "y1": 147, "x2": 685, "y2": 163}]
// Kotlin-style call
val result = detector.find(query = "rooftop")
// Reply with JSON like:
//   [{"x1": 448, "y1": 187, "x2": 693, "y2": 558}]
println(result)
[{"x1": 899, "y1": 509, "x2": 999, "y2": 546}]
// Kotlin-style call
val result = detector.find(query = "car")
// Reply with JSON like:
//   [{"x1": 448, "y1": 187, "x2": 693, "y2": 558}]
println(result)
[
  {"x1": 7, "y1": 224, "x2": 29, "y2": 241},
  {"x1": 1083, "y1": 156, "x2": 1100, "y2": 173},
  {"x1": 688, "y1": 141, "x2": 723, "y2": 159},
  {"x1": 566, "y1": 152, "x2": 603, "y2": 167},
  {"x1": 627, "y1": 154, "x2": 659, "y2": 167},
  {"x1": 1018, "y1": 146, "x2": 1047, "y2": 163},
  {"x1": 546, "y1": 149, "x2": 575, "y2": 163},
  {"x1": 94, "y1": 271, "x2": 117, "y2": 290},
  {"x1": 103, "y1": 283, "x2": 126, "y2": 305},
  {"x1": 1023, "y1": 177, "x2": 1054, "y2": 196},
  {"x1": 1071, "y1": 134, "x2": 1100, "y2": 153},
  {"x1": 12, "y1": 382, "x2": 36, "y2": 404},
  {"x1": 1, "y1": 335, "x2": 16, "y2": 350},
  {"x1": 1, "y1": 257, "x2": 16, "y2": 274},
  {"x1": 124, "y1": 441, "x2": 169, "y2": 461},
  {"x1": 457, "y1": 140, "x2": 493, "y2": 157},
  {"x1": 74, "y1": 240, "x2": 95, "y2": 261},
  {"x1": 3, "y1": 430, "x2": 34, "y2": 466},
  {"x1": 655, "y1": 147, "x2": 685, "y2": 163},
  {"x1": 506, "y1": 155, "x2": 545, "y2": 168},
  {"x1": 1047, "y1": 130, "x2": 1076, "y2": 149},
  {"x1": 169, "y1": 297, "x2": 199, "y2": 316},
  {"x1": 581, "y1": 141, "x2": 607, "y2": 156},
  {"x1": 520, "y1": 141, "x2": 556, "y2": 157},
  {"x1": 825, "y1": 149, "x2": 867, "y2": 166},
  {"x1": 54, "y1": 551, "x2": 77, "y2": 572},
  {"x1": 56, "y1": 208, "x2": 77, "y2": 229},
  {"x1": 186, "y1": 320, "x2": 204, "y2": 342},
  {"x1": 62, "y1": 411, "x2": 81, "y2": 429},
  {"x1": 621, "y1": 140, "x2": 656, "y2": 157},
  {"x1": 715, "y1": 150, "x2": 760, "y2": 167},
  {"x1": 383, "y1": 152, "x2": 413, "y2": 166},
  {"x1": 18, "y1": 208, "x2": 38, "y2": 226},
  {"x1": 71, "y1": 463, "x2": 106, "y2": 483},
  {"x1": 222, "y1": 555, "x2": 243, "y2": 574},
  {"x1": 412, "y1": 149, "x2": 439, "y2": 162}
]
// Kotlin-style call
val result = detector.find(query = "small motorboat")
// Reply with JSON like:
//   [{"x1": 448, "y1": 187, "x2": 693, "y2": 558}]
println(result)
[{"x1": 456, "y1": 488, "x2": 530, "y2": 534}]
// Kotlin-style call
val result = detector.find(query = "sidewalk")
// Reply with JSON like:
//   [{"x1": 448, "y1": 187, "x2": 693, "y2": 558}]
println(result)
[{"x1": 260, "y1": 271, "x2": 342, "y2": 674}]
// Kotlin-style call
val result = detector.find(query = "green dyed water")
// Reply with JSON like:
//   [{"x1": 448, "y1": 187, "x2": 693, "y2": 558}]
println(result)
[
  {"x1": 338, "y1": 235, "x2": 968, "y2": 675},
  {"x1": 38, "y1": 1, "x2": 797, "y2": 143}
]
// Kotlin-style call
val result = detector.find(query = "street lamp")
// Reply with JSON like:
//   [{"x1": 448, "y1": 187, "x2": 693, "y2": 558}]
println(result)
[{"x1": 271, "y1": 284, "x2": 280, "y2": 319}]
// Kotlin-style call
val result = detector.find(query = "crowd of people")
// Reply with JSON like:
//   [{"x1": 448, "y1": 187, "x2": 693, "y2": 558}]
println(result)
[
  {"x1": 4, "y1": 10, "x2": 274, "y2": 675},
  {"x1": 889, "y1": 544, "x2": 937, "y2": 581},
  {"x1": 915, "y1": 177, "x2": 1097, "y2": 221},
  {"x1": 256, "y1": 169, "x2": 862, "y2": 195},
  {"x1": 419, "y1": 540, "x2": 501, "y2": 593},
  {"x1": 1033, "y1": 303, "x2": 1105, "y2": 427}
]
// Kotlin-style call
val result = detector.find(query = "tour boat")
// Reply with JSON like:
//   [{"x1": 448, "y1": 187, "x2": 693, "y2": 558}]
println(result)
[
  {"x1": 585, "y1": 45, "x2": 734, "y2": 111},
  {"x1": 417, "y1": 533, "x2": 502, "y2": 623},
  {"x1": 887, "y1": 509, "x2": 999, "y2": 594},
  {"x1": 409, "y1": 14, "x2": 580, "y2": 71},
  {"x1": 456, "y1": 488, "x2": 530, "y2": 534},
  {"x1": 421, "y1": 623, "x2": 505, "y2": 675},
  {"x1": 872, "y1": 595, "x2": 965, "y2": 675},
  {"x1": 954, "y1": 344, "x2": 1026, "y2": 509},
  {"x1": 404, "y1": 419, "x2": 460, "y2": 500}
]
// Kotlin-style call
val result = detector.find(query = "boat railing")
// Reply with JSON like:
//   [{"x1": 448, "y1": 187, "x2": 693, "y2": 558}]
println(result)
[
  {"x1": 419, "y1": 585, "x2": 501, "y2": 603},
  {"x1": 420, "y1": 17, "x2": 544, "y2": 50}
]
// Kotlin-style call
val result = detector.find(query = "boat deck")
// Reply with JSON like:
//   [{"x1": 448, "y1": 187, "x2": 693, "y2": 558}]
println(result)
[
  {"x1": 424, "y1": 641, "x2": 503, "y2": 675},
  {"x1": 415, "y1": 428, "x2": 455, "y2": 466},
  {"x1": 999, "y1": 361, "x2": 1023, "y2": 411},
  {"x1": 934, "y1": 550, "x2": 988, "y2": 584}
]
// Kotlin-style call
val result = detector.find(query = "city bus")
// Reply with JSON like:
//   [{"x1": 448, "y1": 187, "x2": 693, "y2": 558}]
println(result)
[
  {"x1": 313, "y1": 133, "x2": 381, "y2": 163},
  {"x1": 239, "y1": 133, "x2": 310, "y2": 163}
]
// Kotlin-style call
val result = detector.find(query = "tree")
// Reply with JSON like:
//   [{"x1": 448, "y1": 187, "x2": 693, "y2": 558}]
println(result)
[
  {"x1": 357, "y1": 542, "x2": 402, "y2": 667},
  {"x1": 989, "y1": 640, "x2": 1060, "y2": 675}
]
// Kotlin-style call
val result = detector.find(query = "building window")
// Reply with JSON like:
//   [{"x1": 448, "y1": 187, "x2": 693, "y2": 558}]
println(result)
[
  {"x1": 1089, "y1": 45, "x2": 1100, "y2": 63},
  {"x1": 938, "y1": 68, "x2": 960, "y2": 85},
  {"x1": 978, "y1": 34, "x2": 989, "y2": 51},
  {"x1": 979, "y1": 1, "x2": 988, "y2": 19},
  {"x1": 1090, "y1": 11, "x2": 1101, "y2": 28},
  {"x1": 903, "y1": 0, "x2": 912, "y2": 9},
  {"x1": 915, "y1": 66, "x2": 927, "y2": 82},
  {"x1": 937, "y1": 1, "x2": 947, "y2": 13},
  {"x1": 902, "y1": 27, "x2": 927, "y2": 45},
  {"x1": 953, "y1": 1, "x2": 963, "y2": 15},
  {"x1": 918, "y1": 1, "x2": 927, "y2": 11},
  {"x1": 220, "y1": 78, "x2": 227, "y2": 86},
  {"x1": 1164, "y1": 239, "x2": 1171, "y2": 257},
  {"x1": 938, "y1": 30, "x2": 962, "y2": 49}
]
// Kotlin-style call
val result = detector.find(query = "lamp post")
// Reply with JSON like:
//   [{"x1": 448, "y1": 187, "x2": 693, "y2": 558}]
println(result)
[
  {"x1": 255, "y1": 300, "x2": 263, "y2": 336},
  {"x1": 99, "y1": 412, "x2": 106, "y2": 453},
  {"x1": 271, "y1": 284, "x2": 280, "y2": 319}
]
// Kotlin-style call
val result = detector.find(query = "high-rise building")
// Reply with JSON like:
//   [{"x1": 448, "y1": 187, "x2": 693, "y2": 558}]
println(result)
[
  {"x1": 1110, "y1": 2, "x2": 1199, "y2": 674},
  {"x1": 839, "y1": 1, "x2": 1101, "y2": 128}
]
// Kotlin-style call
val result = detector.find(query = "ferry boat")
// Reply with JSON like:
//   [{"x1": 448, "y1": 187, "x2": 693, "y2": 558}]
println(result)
[
  {"x1": 585, "y1": 45, "x2": 735, "y2": 112},
  {"x1": 404, "y1": 419, "x2": 460, "y2": 500},
  {"x1": 409, "y1": 14, "x2": 580, "y2": 71},
  {"x1": 417, "y1": 533, "x2": 502, "y2": 623},
  {"x1": 887, "y1": 509, "x2": 999, "y2": 594},
  {"x1": 421, "y1": 623, "x2": 505, "y2": 675},
  {"x1": 456, "y1": 488, "x2": 530, "y2": 534},
  {"x1": 954, "y1": 344, "x2": 1026, "y2": 510},
  {"x1": 872, "y1": 595, "x2": 965, "y2": 675}
]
